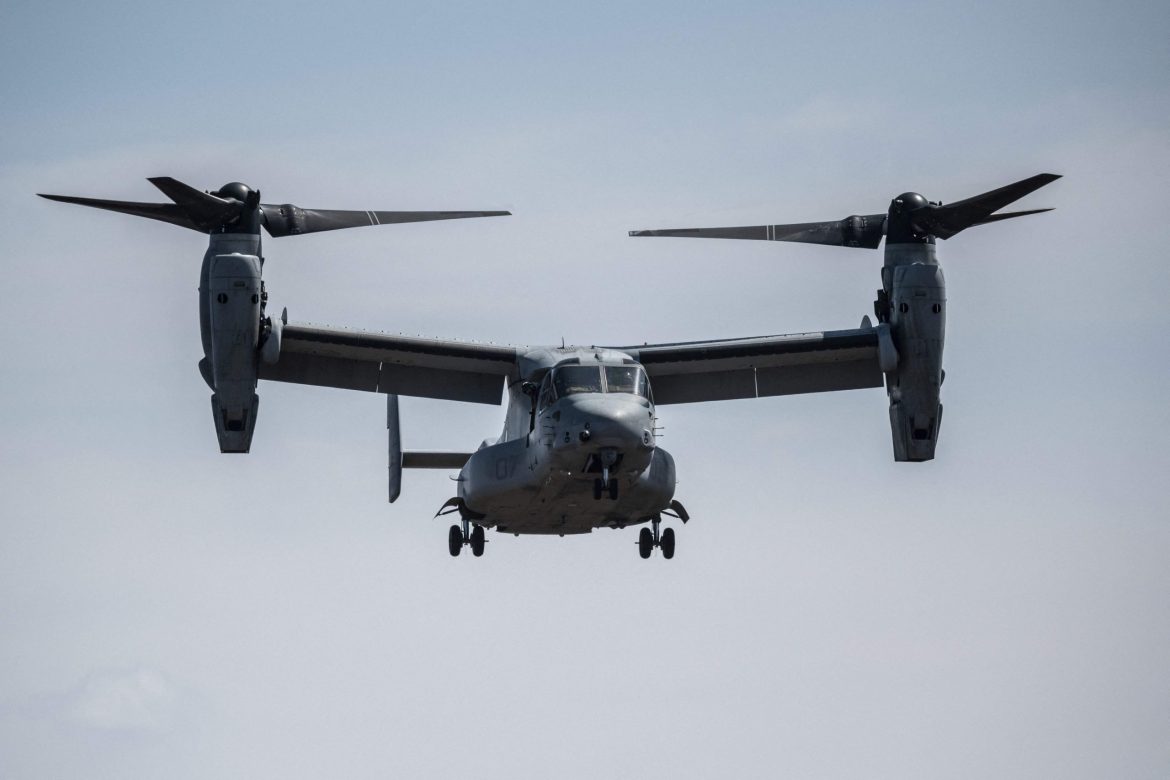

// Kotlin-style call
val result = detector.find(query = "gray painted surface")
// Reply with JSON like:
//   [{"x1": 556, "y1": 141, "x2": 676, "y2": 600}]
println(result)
[
  {"x1": 36, "y1": 173, "x2": 1054, "y2": 543},
  {"x1": 5, "y1": 3, "x2": 1170, "y2": 778}
]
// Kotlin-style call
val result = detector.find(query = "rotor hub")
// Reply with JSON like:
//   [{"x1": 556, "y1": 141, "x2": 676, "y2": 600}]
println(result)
[
  {"x1": 885, "y1": 192, "x2": 934, "y2": 244},
  {"x1": 215, "y1": 182, "x2": 253, "y2": 202},
  {"x1": 891, "y1": 192, "x2": 929, "y2": 213}
]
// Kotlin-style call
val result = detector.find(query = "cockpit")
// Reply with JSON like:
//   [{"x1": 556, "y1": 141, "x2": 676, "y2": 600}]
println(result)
[{"x1": 538, "y1": 364, "x2": 652, "y2": 410}]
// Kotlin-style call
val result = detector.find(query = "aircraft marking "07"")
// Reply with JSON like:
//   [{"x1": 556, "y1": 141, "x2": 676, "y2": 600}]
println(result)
[{"x1": 495, "y1": 456, "x2": 520, "y2": 480}]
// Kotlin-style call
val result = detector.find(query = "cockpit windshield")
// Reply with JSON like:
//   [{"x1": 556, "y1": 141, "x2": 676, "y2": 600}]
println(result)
[
  {"x1": 605, "y1": 366, "x2": 650, "y2": 399},
  {"x1": 542, "y1": 364, "x2": 653, "y2": 409},
  {"x1": 552, "y1": 365, "x2": 603, "y2": 397}
]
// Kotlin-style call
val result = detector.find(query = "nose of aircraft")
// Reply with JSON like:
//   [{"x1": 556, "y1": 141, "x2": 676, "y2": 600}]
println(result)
[{"x1": 563, "y1": 396, "x2": 653, "y2": 451}]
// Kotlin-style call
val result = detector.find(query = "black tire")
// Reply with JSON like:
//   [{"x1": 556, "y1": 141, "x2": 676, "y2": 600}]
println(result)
[
  {"x1": 448, "y1": 524, "x2": 463, "y2": 557},
  {"x1": 593, "y1": 479, "x2": 603, "y2": 501},
  {"x1": 470, "y1": 525, "x2": 486, "y2": 557},
  {"x1": 638, "y1": 527, "x2": 653, "y2": 559},
  {"x1": 661, "y1": 527, "x2": 676, "y2": 559},
  {"x1": 608, "y1": 479, "x2": 619, "y2": 500}
]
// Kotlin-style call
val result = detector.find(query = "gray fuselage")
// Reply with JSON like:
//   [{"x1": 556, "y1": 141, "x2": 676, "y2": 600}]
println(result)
[{"x1": 456, "y1": 347, "x2": 677, "y2": 535}]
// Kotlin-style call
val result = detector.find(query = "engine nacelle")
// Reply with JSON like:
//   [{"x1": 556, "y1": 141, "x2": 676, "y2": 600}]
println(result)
[
  {"x1": 207, "y1": 250, "x2": 262, "y2": 452},
  {"x1": 882, "y1": 243, "x2": 946, "y2": 462}
]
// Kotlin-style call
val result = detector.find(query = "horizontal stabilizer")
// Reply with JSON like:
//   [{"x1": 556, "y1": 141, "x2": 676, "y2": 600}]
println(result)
[{"x1": 402, "y1": 452, "x2": 473, "y2": 469}]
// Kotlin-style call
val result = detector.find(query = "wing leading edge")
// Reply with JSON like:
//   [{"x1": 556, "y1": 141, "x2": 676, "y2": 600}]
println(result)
[
  {"x1": 262, "y1": 322, "x2": 880, "y2": 406},
  {"x1": 620, "y1": 328, "x2": 882, "y2": 404},
  {"x1": 260, "y1": 323, "x2": 519, "y2": 404}
]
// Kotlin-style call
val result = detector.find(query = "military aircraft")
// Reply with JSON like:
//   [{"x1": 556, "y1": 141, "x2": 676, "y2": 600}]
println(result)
[{"x1": 40, "y1": 173, "x2": 1059, "y2": 560}]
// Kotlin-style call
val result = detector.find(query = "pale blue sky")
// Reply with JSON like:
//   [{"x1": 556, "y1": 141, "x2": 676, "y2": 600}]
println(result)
[{"x1": 2, "y1": 2, "x2": 1169, "y2": 779}]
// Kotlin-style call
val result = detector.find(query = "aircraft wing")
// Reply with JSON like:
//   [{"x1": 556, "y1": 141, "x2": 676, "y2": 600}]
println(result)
[
  {"x1": 259, "y1": 322, "x2": 519, "y2": 404},
  {"x1": 620, "y1": 327, "x2": 883, "y2": 404}
]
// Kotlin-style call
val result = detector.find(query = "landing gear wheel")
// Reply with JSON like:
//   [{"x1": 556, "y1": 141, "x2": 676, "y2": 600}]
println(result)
[
  {"x1": 660, "y1": 527, "x2": 676, "y2": 559},
  {"x1": 593, "y1": 479, "x2": 603, "y2": 501},
  {"x1": 608, "y1": 479, "x2": 619, "y2": 500},
  {"x1": 470, "y1": 525, "x2": 486, "y2": 557},
  {"x1": 448, "y1": 524, "x2": 464, "y2": 557},
  {"x1": 638, "y1": 527, "x2": 653, "y2": 559}
]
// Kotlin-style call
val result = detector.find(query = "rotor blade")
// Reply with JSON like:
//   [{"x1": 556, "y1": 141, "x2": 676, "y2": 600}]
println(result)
[
  {"x1": 260, "y1": 205, "x2": 511, "y2": 237},
  {"x1": 914, "y1": 173, "x2": 1061, "y2": 239},
  {"x1": 629, "y1": 213, "x2": 886, "y2": 249},
  {"x1": 970, "y1": 207, "x2": 1054, "y2": 226},
  {"x1": 148, "y1": 177, "x2": 243, "y2": 230},
  {"x1": 147, "y1": 177, "x2": 222, "y2": 208},
  {"x1": 37, "y1": 193, "x2": 203, "y2": 231}
]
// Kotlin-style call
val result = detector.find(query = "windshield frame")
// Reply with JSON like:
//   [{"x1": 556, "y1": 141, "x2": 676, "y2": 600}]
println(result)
[
  {"x1": 603, "y1": 365, "x2": 651, "y2": 400},
  {"x1": 541, "y1": 363, "x2": 653, "y2": 407},
  {"x1": 551, "y1": 364, "x2": 604, "y2": 399}
]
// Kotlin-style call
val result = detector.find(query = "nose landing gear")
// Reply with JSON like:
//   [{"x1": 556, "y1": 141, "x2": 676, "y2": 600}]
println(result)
[
  {"x1": 592, "y1": 450, "x2": 621, "y2": 501},
  {"x1": 593, "y1": 476, "x2": 619, "y2": 500},
  {"x1": 637, "y1": 516, "x2": 676, "y2": 560}
]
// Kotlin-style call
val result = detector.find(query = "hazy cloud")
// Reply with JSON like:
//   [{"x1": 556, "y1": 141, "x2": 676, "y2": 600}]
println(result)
[{"x1": 65, "y1": 669, "x2": 176, "y2": 734}]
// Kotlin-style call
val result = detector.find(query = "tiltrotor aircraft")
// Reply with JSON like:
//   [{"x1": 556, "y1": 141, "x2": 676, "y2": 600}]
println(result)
[{"x1": 40, "y1": 173, "x2": 1059, "y2": 560}]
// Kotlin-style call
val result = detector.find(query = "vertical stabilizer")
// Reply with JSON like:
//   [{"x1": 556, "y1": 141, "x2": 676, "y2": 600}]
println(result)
[{"x1": 388, "y1": 395, "x2": 403, "y2": 502}]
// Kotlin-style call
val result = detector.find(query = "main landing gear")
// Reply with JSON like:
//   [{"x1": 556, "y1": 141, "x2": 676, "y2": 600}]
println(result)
[
  {"x1": 638, "y1": 516, "x2": 675, "y2": 560},
  {"x1": 448, "y1": 517, "x2": 486, "y2": 557}
]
